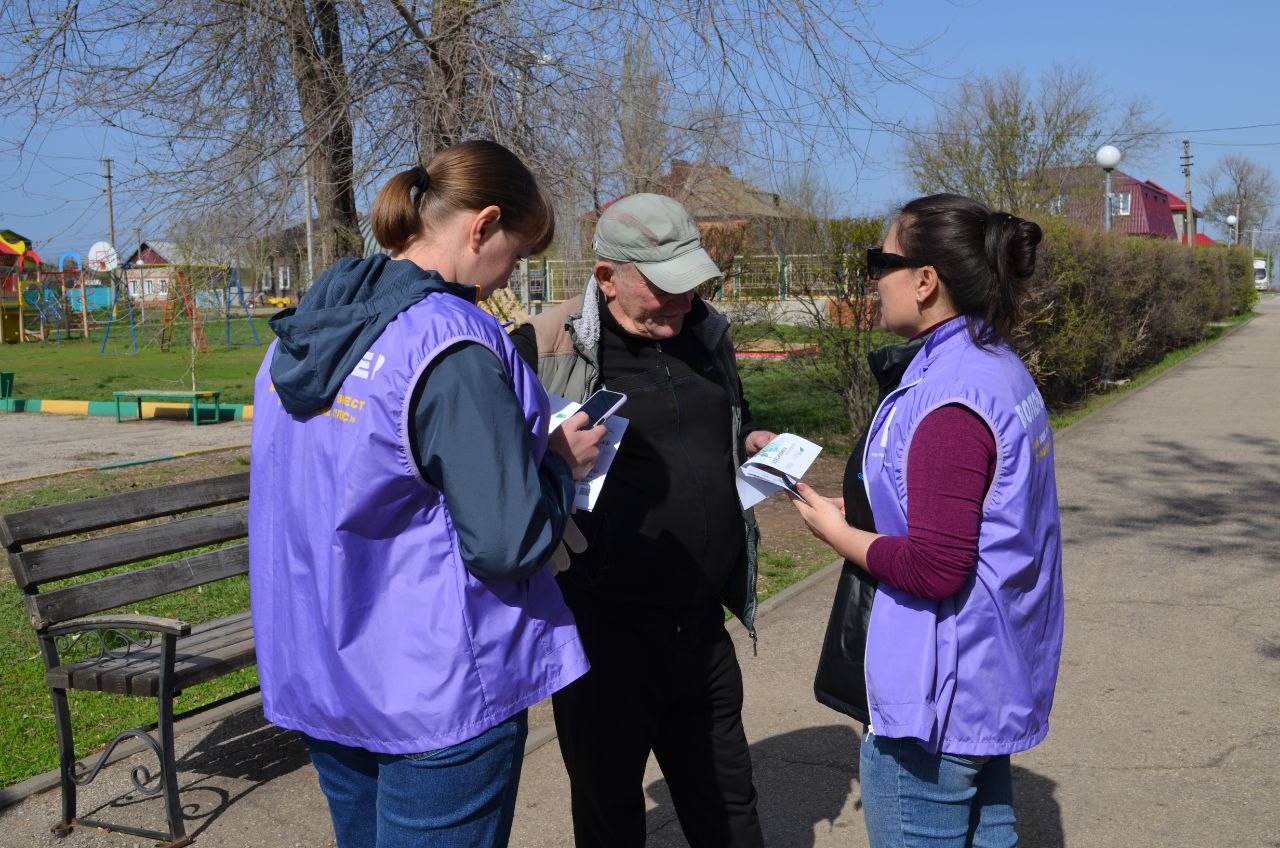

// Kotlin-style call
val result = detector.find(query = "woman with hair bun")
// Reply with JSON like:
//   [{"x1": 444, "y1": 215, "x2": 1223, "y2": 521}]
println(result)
[
  {"x1": 793, "y1": 193, "x2": 1064, "y2": 847},
  {"x1": 249, "y1": 140, "x2": 607, "y2": 847}
]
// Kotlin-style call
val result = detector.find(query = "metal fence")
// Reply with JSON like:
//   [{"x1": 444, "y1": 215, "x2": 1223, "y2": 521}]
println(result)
[{"x1": 510, "y1": 253, "x2": 858, "y2": 307}]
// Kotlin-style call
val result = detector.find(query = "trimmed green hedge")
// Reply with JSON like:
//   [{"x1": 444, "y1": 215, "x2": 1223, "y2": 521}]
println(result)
[{"x1": 1023, "y1": 220, "x2": 1256, "y2": 407}]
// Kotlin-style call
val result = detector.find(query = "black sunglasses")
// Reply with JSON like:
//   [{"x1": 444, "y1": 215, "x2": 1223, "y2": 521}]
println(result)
[{"x1": 866, "y1": 247, "x2": 926, "y2": 281}]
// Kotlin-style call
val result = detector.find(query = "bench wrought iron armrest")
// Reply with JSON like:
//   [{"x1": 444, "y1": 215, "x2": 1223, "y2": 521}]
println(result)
[
  {"x1": 43, "y1": 615, "x2": 193, "y2": 640},
  {"x1": 39, "y1": 615, "x2": 191, "y2": 678}
]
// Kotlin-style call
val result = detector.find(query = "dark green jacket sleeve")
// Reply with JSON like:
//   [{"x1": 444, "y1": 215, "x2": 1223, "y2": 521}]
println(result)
[{"x1": 408, "y1": 342, "x2": 574, "y2": 582}]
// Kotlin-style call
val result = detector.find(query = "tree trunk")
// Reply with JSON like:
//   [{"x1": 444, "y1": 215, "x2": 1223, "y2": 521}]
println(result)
[
  {"x1": 418, "y1": 0, "x2": 473, "y2": 154},
  {"x1": 282, "y1": 0, "x2": 362, "y2": 263}
]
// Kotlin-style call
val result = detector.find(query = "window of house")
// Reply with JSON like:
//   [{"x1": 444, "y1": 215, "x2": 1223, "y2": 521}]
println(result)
[
  {"x1": 128, "y1": 279, "x2": 139, "y2": 296},
  {"x1": 278, "y1": 265, "x2": 292, "y2": 290},
  {"x1": 1048, "y1": 194, "x2": 1067, "y2": 216},
  {"x1": 144, "y1": 279, "x2": 154, "y2": 295},
  {"x1": 156, "y1": 279, "x2": 169, "y2": 295},
  {"x1": 1113, "y1": 192, "x2": 1132, "y2": 216}
]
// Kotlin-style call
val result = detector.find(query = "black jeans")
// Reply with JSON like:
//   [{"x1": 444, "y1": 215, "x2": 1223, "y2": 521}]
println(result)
[{"x1": 552, "y1": 600, "x2": 764, "y2": 848}]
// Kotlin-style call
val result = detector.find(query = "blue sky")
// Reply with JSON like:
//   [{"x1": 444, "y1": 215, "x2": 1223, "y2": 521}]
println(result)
[
  {"x1": 826, "y1": 0, "x2": 1280, "y2": 227},
  {"x1": 3, "y1": 0, "x2": 1277, "y2": 259}
]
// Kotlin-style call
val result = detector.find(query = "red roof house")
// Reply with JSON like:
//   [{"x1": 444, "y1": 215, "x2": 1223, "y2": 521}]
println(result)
[
  {"x1": 1051, "y1": 168, "x2": 1177, "y2": 238},
  {"x1": 1144, "y1": 180, "x2": 1206, "y2": 244}
]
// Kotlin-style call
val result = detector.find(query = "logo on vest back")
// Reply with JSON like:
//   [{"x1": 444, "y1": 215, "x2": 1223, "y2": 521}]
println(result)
[
  {"x1": 351, "y1": 352, "x2": 386, "y2": 380},
  {"x1": 1014, "y1": 389, "x2": 1046, "y2": 430}
]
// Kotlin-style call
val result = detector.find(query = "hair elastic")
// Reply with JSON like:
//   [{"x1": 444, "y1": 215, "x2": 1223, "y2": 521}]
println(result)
[{"x1": 410, "y1": 165, "x2": 430, "y2": 208}]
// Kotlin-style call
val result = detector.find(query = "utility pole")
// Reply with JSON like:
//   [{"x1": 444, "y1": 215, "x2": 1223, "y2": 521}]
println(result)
[
  {"x1": 103, "y1": 159, "x2": 118, "y2": 254},
  {"x1": 303, "y1": 158, "x2": 316, "y2": 289},
  {"x1": 1181, "y1": 139, "x2": 1195, "y2": 247}
]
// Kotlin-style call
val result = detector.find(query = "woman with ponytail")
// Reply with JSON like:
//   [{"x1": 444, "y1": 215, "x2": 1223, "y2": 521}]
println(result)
[
  {"x1": 793, "y1": 194, "x2": 1063, "y2": 847},
  {"x1": 249, "y1": 140, "x2": 606, "y2": 847}
]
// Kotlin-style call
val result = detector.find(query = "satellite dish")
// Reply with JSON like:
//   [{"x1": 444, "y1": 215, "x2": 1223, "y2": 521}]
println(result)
[{"x1": 87, "y1": 241, "x2": 119, "y2": 271}]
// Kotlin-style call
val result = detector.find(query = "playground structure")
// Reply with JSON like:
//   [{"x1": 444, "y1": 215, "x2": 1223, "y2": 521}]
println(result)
[
  {"x1": 2, "y1": 227, "x2": 262, "y2": 353},
  {"x1": 0, "y1": 231, "x2": 95, "y2": 344},
  {"x1": 98, "y1": 262, "x2": 261, "y2": 355}
]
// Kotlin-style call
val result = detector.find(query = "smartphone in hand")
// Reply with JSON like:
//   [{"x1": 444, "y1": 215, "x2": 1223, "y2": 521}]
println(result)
[{"x1": 576, "y1": 389, "x2": 627, "y2": 428}]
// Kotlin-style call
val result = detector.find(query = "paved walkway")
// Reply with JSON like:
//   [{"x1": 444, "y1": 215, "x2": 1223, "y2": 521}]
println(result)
[
  {"x1": 2, "y1": 296, "x2": 1277, "y2": 846},
  {"x1": 0, "y1": 414, "x2": 251, "y2": 481}
]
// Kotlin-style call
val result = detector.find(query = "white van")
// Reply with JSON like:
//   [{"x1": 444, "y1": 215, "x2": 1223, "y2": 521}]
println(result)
[{"x1": 1255, "y1": 258, "x2": 1270, "y2": 291}]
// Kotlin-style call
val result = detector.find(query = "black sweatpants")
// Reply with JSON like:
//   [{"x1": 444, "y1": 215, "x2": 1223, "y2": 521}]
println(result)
[{"x1": 552, "y1": 600, "x2": 764, "y2": 848}]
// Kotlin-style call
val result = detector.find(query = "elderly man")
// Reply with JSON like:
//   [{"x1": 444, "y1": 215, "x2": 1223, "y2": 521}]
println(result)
[{"x1": 510, "y1": 193, "x2": 774, "y2": 848}]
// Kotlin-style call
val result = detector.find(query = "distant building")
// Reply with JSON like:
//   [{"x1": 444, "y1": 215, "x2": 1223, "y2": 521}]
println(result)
[
  {"x1": 582, "y1": 161, "x2": 813, "y2": 256},
  {"x1": 660, "y1": 160, "x2": 811, "y2": 229},
  {"x1": 119, "y1": 241, "x2": 246, "y2": 305},
  {"x1": 1143, "y1": 180, "x2": 1207, "y2": 244},
  {"x1": 256, "y1": 215, "x2": 381, "y2": 301},
  {"x1": 1046, "y1": 167, "x2": 1177, "y2": 239}
]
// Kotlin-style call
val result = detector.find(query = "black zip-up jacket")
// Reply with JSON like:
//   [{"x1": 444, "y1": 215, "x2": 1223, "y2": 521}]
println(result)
[
  {"x1": 813, "y1": 336, "x2": 927, "y2": 722},
  {"x1": 512, "y1": 296, "x2": 757, "y2": 610}
]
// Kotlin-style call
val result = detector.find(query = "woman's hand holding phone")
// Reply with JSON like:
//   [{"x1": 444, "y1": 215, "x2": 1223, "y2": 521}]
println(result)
[{"x1": 549, "y1": 411, "x2": 608, "y2": 480}]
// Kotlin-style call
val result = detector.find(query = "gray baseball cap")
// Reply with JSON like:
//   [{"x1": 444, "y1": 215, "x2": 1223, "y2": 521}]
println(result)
[{"x1": 592, "y1": 193, "x2": 721, "y2": 294}]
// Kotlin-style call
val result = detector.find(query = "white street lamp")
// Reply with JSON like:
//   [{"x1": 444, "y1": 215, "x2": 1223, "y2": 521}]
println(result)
[
  {"x1": 1226, "y1": 214, "x2": 1239, "y2": 245},
  {"x1": 1096, "y1": 145, "x2": 1122, "y2": 233}
]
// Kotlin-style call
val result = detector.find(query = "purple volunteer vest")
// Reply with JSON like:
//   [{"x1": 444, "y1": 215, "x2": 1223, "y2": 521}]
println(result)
[
  {"x1": 248, "y1": 292, "x2": 588, "y2": 754},
  {"x1": 863, "y1": 317, "x2": 1064, "y2": 756}
]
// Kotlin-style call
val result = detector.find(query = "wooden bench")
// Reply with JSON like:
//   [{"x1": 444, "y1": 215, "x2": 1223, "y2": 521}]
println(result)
[
  {"x1": 1, "y1": 473, "x2": 254, "y2": 846},
  {"x1": 113, "y1": 389, "x2": 223, "y2": 426}
]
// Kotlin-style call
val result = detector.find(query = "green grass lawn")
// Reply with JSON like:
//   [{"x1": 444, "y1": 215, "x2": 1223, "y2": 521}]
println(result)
[{"x1": 0, "y1": 320, "x2": 267, "y2": 404}]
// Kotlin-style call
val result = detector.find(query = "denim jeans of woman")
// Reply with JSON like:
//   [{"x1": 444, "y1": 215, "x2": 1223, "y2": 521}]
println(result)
[
  {"x1": 859, "y1": 728, "x2": 1017, "y2": 848},
  {"x1": 305, "y1": 711, "x2": 528, "y2": 848}
]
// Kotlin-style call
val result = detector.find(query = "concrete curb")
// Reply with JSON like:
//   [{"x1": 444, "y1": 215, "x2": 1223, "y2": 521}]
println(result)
[
  {"x1": 0, "y1": 443, "x2": 252, "y2": 487},
  {"x1": 0, "y1": 397, "x2": 253, "y2": 421},
  {"x1": 735, "y1": 559, "x2": 843, "y2": 634}
]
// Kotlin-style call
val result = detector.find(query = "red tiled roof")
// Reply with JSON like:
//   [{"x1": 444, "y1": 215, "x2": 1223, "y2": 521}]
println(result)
[{"x1": 1181, "y1": 232, "x2": 1218, "y2": 245}]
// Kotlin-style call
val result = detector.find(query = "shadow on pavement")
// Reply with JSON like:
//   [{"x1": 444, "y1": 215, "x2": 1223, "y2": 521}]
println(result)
[
  {"x1": 81, "y1": 707, "x2": 311, "y2": 841},
  {"x1": 1062, "y1": 435, "x2": 1280, "y2": 566},
  {"x1": 1012, "y1": 766, "x2": 1064, "y2": 848},
  {"x1": 643, "y1": 725, "x2": 1063, "y2": 847}
]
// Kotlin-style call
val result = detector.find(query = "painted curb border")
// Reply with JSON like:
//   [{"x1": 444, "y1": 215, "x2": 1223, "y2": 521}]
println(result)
[{"x1": 0, "y1": 397, "x2": 253, "y2": 421}]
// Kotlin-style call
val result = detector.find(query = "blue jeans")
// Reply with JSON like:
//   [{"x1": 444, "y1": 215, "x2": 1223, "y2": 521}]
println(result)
[
  {"x1": 859, "y1": 729, "x2": 1017, "y2": 848},
  {"x1": 305, "y1": 711, "x2": 528, "y2": 848}
]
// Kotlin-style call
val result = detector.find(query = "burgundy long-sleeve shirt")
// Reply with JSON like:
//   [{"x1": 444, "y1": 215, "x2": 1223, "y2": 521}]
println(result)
[{"x1": 864, "y1": 404, "x2": 997, "y2": 601}]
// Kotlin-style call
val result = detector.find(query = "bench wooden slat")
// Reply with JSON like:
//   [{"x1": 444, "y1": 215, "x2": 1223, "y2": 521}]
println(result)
[
  {"x1": 48, "y1": 613, "x2": 255, "y2": 696},
  {"x1": 0, "y1": 472, "x2": 248, "y2": 548},
  {"x1": 10, "y1": 505, "x2": 249, "y2": 588},
  {"x1": 50, "y1": 613, "x2": 252, "y2": 693},
  {"x1": 49, "y1": 612, "x2": 251, "y2": 691},
  {"x1": 25, "y1": 544, "x2": 249, "y2": 630}
]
